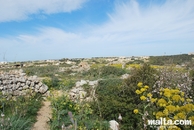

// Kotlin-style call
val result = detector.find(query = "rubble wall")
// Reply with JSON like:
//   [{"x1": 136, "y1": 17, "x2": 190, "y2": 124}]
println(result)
[{"x1": 0, "y1": 69, "x2": 48, "y2": 96}]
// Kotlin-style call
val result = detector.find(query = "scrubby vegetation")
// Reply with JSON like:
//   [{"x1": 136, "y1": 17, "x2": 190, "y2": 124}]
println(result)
[
  {"x1": 49, "y1": 95, "x2": 109, "y2": 130},
  {"x1": 0, "y1": 54, "x2": 194, "y2": 129},
  {"x1": 0, "y1": 93, "x2": 43, "y2": 130},
  {"x1": 149, "y1": 54, "x2": 194, "y2": 65},
  {"x1": 24, "y1": 65, "x2": 59, "y2": 77},
  {"x1": 82, "y1": 65, "x2": 128, "y2": 80}
]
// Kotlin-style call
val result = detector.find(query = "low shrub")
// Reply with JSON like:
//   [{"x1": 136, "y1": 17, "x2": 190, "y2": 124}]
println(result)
[
  {"x1": 90, "y1": 78, "x2": 141, "y2": 129},
  {"x1": 100, "y1": 66, "x2": 126, "y2": 77},
  {"x1": 42, "y1": 76, "x2": 60, "y2": 89},
  {"x1": 0, "y1": 93, "x2": 43, "y2": 130},
  {"x1": 49, "y1": 95, "x2": 109, "y2": 130}
]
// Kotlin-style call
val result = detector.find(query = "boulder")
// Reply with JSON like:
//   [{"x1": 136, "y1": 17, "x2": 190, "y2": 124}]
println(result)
[
  {"x1": 109, "y1": 120, "x2": 119, "y2": 130},
  {"x1": 75, "y1": 80, "x2": 87, "y2": 87}
]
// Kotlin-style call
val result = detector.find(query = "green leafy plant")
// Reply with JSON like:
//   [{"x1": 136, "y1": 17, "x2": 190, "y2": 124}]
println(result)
[
  {"x1": 0, "y1": 92, "x2": 43, "y2": 130},
  {"x1": 49, "y1": 94, "x2": 109, "y2": 130}
]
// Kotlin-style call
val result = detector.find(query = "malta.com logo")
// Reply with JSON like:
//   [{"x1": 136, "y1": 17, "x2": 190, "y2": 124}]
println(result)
[{"x1": 147, "y1": 117, "x2": 192, "y2": 127}]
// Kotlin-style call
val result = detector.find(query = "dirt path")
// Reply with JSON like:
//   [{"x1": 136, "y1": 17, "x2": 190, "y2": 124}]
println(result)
[
  {"x1": 32, "y1": 90, "x2": 63, "y2": 130},
  {"x1": 32, "y1": 100, "x2": 52, "y2": 130}
]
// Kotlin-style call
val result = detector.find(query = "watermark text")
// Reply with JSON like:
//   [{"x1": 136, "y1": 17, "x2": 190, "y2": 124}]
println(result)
[{"x1": 148, "y1": 118, "x2": 192, "y2": 126}]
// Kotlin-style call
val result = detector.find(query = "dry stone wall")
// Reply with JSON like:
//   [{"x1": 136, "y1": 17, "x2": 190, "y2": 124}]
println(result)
[
  {"x1": 69, "y1": 80, "x2": 98, "y2": 102},
  {"x1": 0, "y1": 69, "x2": 48, "y2": 96}
]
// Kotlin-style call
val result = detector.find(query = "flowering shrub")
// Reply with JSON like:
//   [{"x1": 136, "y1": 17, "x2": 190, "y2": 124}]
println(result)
[
  {"x1": 134, "y1": 82, "x2": 194, "y2": 130},
  {"x1": 110, "y1": 63, "x2": 123, "y2": 68},
  {"x1": 153, "y1": 67, "x2": 193, "y2": 96},
  {"x1": 127, "y1": 64, "x2": 141, "y2": 68}
]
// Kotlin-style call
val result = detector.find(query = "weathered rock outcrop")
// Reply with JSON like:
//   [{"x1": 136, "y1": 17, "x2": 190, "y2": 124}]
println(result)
[
  {"x1": 69, "y1": 80, "x2": 98, "y2": 102},
  {"x1": 0, "y1": 69, "x2": 48, "y2": 96}
]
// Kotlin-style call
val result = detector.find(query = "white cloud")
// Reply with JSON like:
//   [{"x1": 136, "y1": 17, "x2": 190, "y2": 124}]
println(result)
[
  {"x1": 94, "y1": 0, "x2": 194, "y2": 42},
  {"x1": 0, "y1": 0, "x2": 87, "y2": 22},
  {"x1": 0, "y1": 0, "x2": 194, "y2": 61}
]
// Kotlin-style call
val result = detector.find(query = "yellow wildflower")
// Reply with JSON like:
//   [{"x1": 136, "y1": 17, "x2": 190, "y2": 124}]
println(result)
[
  {"x1": 167, "y1": 126, "x2": 181, "y2": 130},
  {"x1": 175, "y1": 105, "x2": 180, "y2": 111},
  {"x1": 159, "y1": 126, "x2": 164, "y2": 130},
  {"x1": 147, "y1": 93, "x2": 152, "y2": 98},
  {"x1": 151, "y1": 98, "x2": 157, "y2": 103},
  {"x1": 163, "y1": 109, "x2": 169, "y2": 116},
  {"x1": 144, "y1": 85, "x2": 149, "y2": 89},
  {"x1": 166, "y1": 105, "x2": 176, "y2": 113},
  {"x1": 181, "y1": 92, "x2": 184, "y2": 96},
  {"x1": 157, "y1": 98, "x2": 167, "y2": 107},
  {"x1": 171, "y1": 89, "x2": 180, "y2": 94},
  {"x1": 140, "y1": 96, "x2": 146, "y2": 101},
  {"x1": 184, "y1": 103, "x2": 194, "y2": 112},
  {"x1": 189, "y1": 116, "x2": 194, "y2": 125},
  {"x1": 135, "y1": 89, "x2": 142, "y2": 94},
  {"x1": 163, "y1": 91, "x2": 171, "y2": 98},
  {"x1": 133, "y1": 109, "x2": 139, "y2": 114},
  {"x1": 137, "y1": 82, "x2": 143, "y2": 87},
  {"x1": 168, "y1": 100, "x2": 172, "y2": 105},
  {"x1": 156, "y1": 111, "x2": 164, "y2": 119},
  {"x1": 186, "y1": 98, "x2": 192, "y2": 102},
  {"x1": 172, "y1": 95, "x2": 181, "y2": 102},
  {"x1": 174, "y1": 115, "x2": 178, "y2": 120},
  {"x1": 176, "y1": 112, "x2": 186, "y2": 119},
  {"x1": 163, "y1": 88, "x2": 170, "y2": 92},
  {"x1": 140, "y1": 88, "x2": 146, "y2": 92},
  {"x1": 162, "y1": 104, "x2": 166, "y2": 107},
  {"x1": 180, "y1": 98, "x2": 185, "y2": 102},
  {"x1": 179, "y1": 106, "x2": 185, "y2": 112}
]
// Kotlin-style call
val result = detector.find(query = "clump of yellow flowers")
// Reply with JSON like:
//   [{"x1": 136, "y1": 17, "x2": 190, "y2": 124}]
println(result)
[
  {"x1": 134, "y1": 82, "x2": 194, "y2": 129},
  {"x1": 133, "y1": 109, "x2": 139, "y2": 114}
]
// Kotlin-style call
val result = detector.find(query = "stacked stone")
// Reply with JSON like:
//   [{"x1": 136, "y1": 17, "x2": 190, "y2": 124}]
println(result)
[
  {"x1": 69, "y1": 80, "x2": 98, "y2": 102},
  {"x1": 0, "y1": 69, "x2": 48, "y2": 96}
]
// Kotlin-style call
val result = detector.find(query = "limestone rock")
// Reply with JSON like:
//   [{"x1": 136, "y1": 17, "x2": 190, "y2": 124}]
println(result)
[
  {"x1": 109, "y1": 120, "x2": 119, "y2": 130},
  {"x1": 75, "y1": 80, "x2": 87, "y2": 87},
  {"x1": 0, "y1": 70, "x2": 48, "y2": 96}
]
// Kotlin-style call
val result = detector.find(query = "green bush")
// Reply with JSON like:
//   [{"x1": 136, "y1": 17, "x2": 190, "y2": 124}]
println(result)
[
  {"x1": 82, "y1": 68, "x2": 99, "y2": 77},
  {"x1": 0, "y1": 93, "x2": 43, "y2": 130},
  {"x1": 49, "y1": 95, "x2": 109, "y2": 130},
  {"x1": 100, "y1": 66, "x2": 126, "y2": 77},
  {"x1": 0, "y1": 115, "x2": 32, "y2": 130},
  {"x1": 125, "y1": 63, "x2": 158, "y2": 87},
  {"x1": 59, "y1": 79, "x2": 76, "y2": 90},
  {"x1": 42, "y1": 76, "x2": 60, "y2": 89},
  {"x1": 90, "y1": 64, "x2": 158, "y2": 129},
  {"x1": 90, "y1": 78, "x2": 141, "y2": 129}
]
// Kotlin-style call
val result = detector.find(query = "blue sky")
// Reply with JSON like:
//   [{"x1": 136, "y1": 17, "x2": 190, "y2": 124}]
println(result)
[{"x1": 0, "y1": 0, "x2": 194, "y2": 62}]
